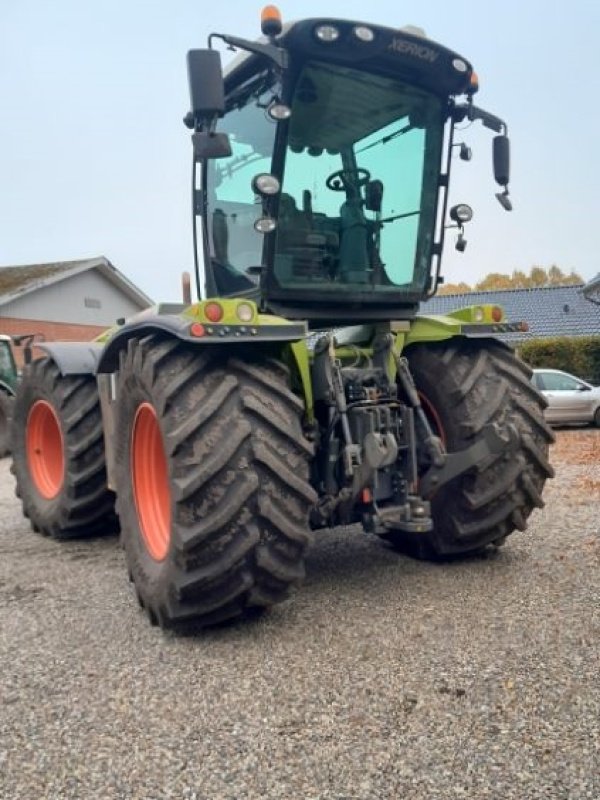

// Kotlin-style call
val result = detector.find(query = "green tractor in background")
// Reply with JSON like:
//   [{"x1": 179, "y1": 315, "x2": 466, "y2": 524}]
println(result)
[
  {"x1": 0, "y1": 334, "x2": 19, "y2": 457},
  {"x1": 10, "y1": 9, "x2": 554, "y2": 630}
]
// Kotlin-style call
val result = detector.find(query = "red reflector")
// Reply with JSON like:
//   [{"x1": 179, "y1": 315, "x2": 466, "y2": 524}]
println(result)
[
  {"x1": 491, "y1": 306, "x2": 503, "y2": 322},
  {"x1": 361, "y1": 488, "x2": 372, "y2": 504},
  {"x1": 204, "y1": 302, "x2": 224, "y2": 323},
  {"x1": 190, "y1": 322, "x2": 205, "y2": 337}
]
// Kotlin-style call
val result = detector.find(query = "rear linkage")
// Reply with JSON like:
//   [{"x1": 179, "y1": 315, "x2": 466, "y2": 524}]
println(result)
[{"x1": 309, "y1": 332, "x2": 519, "y2": 535}]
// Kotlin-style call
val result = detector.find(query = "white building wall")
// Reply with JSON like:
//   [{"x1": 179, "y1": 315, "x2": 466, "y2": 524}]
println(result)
[{"x1": 0, "y1": 269, "x2": 145, "y2": 325}]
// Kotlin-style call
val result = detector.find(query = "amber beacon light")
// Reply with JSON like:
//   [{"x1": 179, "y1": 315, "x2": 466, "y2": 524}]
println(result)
[{"x1": 261, "y1": 5, "x2": 283, "y2": 36}]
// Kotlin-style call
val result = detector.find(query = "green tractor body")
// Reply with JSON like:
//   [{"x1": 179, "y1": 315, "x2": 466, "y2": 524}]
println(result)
[
  {"x1": 0, "y1": 335, "x2": 19, "y2": 457},
  {"x1": 10, "y1": 13, "x2": 554, "y2": 630}
]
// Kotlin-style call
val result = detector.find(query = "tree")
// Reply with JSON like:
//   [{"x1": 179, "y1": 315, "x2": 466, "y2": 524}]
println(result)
[
  {"x1": 564, "y1": 269, "x2": 584, "y2": 286},
  {"x1": 437, "y1": 265, "x2": 584, "y2": 296},
  {"x1": 545, "y1": 264, "x2": 583, "y2": 285},
  {"x1": 437, "y1": 281, "x2": 472, "y2": 295},
  {"x1": 529, "y1": 266, "x2": 548, "y2": 287},
  {"x1": 511, "y1": 269, "x2": 529, "y2": 288},
  {"x1": 548, "y1": 264, "x2": 566, "y2": 285},
  {"x1": 475, "y1": 272, "x2": 514, "y2": 291}
]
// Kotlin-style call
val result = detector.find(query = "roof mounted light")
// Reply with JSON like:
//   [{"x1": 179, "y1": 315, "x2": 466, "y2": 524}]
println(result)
[
  {"x1": 353, "y1": 25, "x2": 374, "y2": 42},
  {"x1": 452, "y1": 58, "x2": 468, "y2": 73},
  {"x1": 252, "y1": 173, "x2": 281, "y2": 196},
  {"x1": 254, "y1": 217, "x2": 277, "y2": 234},
  {"x1": 315, "y1": 24, "x2": 340, "y2": 42},
  {"x1": 267, "y1": 102, "x2": 291, "y2": 120},
  {"x1": 261, "y1": 5, "x2": 282, "y2": 37},
  {"x1": 401, "y1": 25, "x2": 426, "y2": 38}
]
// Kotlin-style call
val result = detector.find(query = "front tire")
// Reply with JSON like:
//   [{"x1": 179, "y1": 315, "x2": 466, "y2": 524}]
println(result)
[
  {"x1": 384, "y1": 339, "x2": 554, "y2": 558},
  {"x1": 114, "y1": 336, "x2": 316, "y2": 630},
  {"x1": 11, "y1": 358, "x2": 116, "y2": 538}
]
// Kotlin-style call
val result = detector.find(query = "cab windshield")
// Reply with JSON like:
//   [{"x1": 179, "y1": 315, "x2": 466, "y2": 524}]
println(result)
[{"x1": 274, "y1": 62, "x2": 443, "y2": 295}]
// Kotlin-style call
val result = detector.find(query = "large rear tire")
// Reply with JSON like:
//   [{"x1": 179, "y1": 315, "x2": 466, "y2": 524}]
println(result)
[
  {"x1": 114, "y1": 335, "x2": 316, "y2": 631},
  {"x1": 11, "y1": 358, "x2": 116, "y2": 538},
  {"x1": 384, "y1": 339, "x2": 554, "y2": 558},
  {"x1": 0, "y1": 391, "x2": 14, "y2": 457}
]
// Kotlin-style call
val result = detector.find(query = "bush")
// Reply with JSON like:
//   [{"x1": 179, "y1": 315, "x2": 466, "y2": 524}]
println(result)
[{"x1": 519, "y1": 336, "x2": 600, "y2": 384}]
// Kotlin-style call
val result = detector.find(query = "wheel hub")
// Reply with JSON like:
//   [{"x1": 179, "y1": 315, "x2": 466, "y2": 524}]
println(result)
[
  {"x1": 26, "y1": 400, "x2": 64, "y2": 499},
  {"x1": 131, "y1": 402, "x2": 171, "y2": 561}
]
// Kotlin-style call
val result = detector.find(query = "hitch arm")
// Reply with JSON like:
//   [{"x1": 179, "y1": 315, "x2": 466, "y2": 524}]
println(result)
[
  {"x1": 419, "y1": 422, "x2": 519, "y2": 498},
  {"x1": 392, "y1": 346, "x2": 446, "y2": 469}
]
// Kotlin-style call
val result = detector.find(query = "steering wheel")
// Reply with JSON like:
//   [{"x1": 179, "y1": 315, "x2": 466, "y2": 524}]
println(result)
[{"x1": 325, "y1": 168, "x2": 371, "y2": 192}]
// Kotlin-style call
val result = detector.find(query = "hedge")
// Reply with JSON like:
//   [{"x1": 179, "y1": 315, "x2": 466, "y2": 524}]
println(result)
[{"x1": 519, "y1": 336, "x2": 600, "y2": 384}]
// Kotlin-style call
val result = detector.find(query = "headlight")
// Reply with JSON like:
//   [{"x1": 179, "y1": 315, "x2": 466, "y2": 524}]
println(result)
[
  {"x1": 236, "y1": 302, "x2": 255, "y2": 323},
  {"x1": 450, "y1": 204, "x2": 473, "y2": 224},
  {"x1": 315, "y1": 25, "x2": 340, "y2": 42},
  {"x1": 254, "y1": 217, "x2": 277, "y2": 234},
  {"x1": 267, "y1": 102, "x2": 291, "y2": 121},
  {"x1": 252, "y1": 173, "x2": 281, "y2": 196},
  {"x1": 353, "y1": 26, "x2": 374, "y2": 42}
]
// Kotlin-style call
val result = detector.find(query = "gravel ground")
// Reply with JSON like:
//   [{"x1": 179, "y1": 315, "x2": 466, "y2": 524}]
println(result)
[{"x1": 1, "y1": 429, "x2": 599, "y2": 800}]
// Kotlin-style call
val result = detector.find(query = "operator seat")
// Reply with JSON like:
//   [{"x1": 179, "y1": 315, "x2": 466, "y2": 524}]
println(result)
[
  {"x1": 277, "y1": 193, "x2": 311, "y2": 249},
  {"x1": 211, "y1": 208, "x2": 256, "y2": 294},
  {"x1": 277, "y1": 193, "x2": 340, "y2": 281}
]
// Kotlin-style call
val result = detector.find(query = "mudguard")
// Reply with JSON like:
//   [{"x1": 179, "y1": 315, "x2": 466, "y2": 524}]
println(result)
[
  {"x1": 33, "y1": 342, "x2": 104, "y2": 376},
  {"x1": 404, "y1": 306, "x2": 526, "y2": 346},
  {"x1": 95, "y1": 304, "x2": 307, "y2": 374}
]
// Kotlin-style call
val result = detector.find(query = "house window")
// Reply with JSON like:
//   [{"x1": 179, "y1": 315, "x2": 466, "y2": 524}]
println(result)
[{"x1": 84, "y1": 297, "x2": 101, "y2": 309}]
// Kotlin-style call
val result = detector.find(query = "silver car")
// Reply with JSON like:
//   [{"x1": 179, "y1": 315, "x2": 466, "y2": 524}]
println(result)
[{"x1": 532, "y1": 369, "x2": 600, "y2": 427}]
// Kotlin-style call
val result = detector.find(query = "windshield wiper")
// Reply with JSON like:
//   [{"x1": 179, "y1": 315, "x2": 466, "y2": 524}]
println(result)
[
  {"x1": 356, "y1": 122, "x2": 413, "y2": 154},
  {"x1": 378, "y1": 209, "x2": 420, "y2": 224},
  {"x1": 217, "y1": 151, "x2": 262, "y2": 180}
]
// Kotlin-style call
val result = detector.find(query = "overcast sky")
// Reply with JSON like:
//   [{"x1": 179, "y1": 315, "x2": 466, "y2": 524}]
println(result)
[{"x1": 1, "y1": 0, "x2": 599, "y2": 302}]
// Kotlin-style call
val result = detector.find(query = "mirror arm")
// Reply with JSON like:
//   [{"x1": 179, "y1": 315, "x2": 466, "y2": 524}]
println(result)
[
  {"x1": 452, "y1": 101, "x2": 512, "y2": 211},
  {"x1": 469, "y1": 105, "x2": 507, "y2": 134},
  {"x1": 209, "y1": 33, "x2": 288, "y2": 70},
  {"x1": 453, "y1": 103, "x2": 507, "y2": 135}
]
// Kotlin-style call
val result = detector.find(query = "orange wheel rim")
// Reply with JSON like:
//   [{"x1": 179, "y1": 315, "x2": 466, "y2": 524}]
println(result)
[
  {"x1": 131, "y1": 403, "x2": 171, "y2": 561},
  {"x1": 26, "y1": 400, "x2": 64, "y2": 499}
]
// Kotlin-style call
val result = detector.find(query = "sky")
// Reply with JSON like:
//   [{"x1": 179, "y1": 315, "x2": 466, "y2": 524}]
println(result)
[{"x1": 1, "y1": 0, "x2": 599, "y2": 302}]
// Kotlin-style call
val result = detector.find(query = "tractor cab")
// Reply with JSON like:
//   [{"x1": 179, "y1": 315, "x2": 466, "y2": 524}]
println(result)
[{"x1": 187, "y1": 10, "x2": 511, "y2": 324}]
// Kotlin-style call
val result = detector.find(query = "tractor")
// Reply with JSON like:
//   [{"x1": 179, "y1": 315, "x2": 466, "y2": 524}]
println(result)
[
  {"x1": 0, "y1": 333, "x2": 44, "y2": 456},
  {"x1": 0, "y1": 335, "x2": 19, "y2": 457},
  {"x1": 10, "y1": 8, "x2": 554, "y2": 630}
]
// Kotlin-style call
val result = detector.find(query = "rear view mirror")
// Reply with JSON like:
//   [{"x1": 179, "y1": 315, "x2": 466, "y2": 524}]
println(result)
[
  {"x1": 186, "y1": 49, "x2": 231, "y2": 160},
  {"x1": 493, "y1": 135, "x2": 510, "y2": 187},
  {"x1": 187, "y1": 49, "x2": 226, "y2": 120},
  {"x1": 493, "y1": 135, "x2": 512, "y2": 210},
  {"x1": 192, "y1": 132, "x2": 232, "y2": 160}
]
